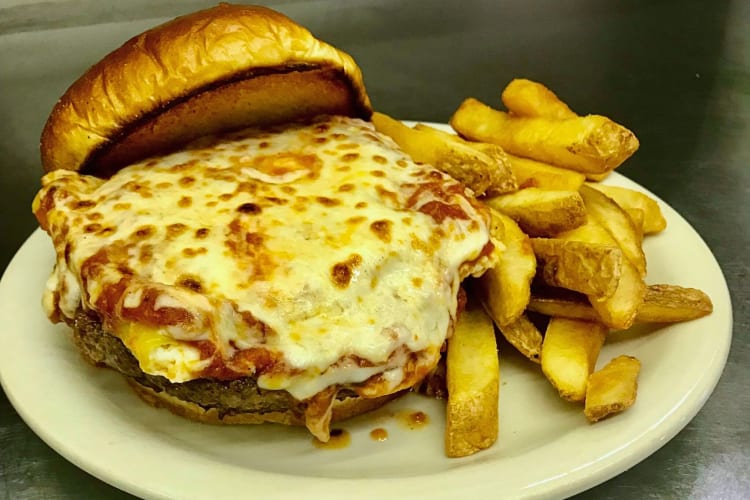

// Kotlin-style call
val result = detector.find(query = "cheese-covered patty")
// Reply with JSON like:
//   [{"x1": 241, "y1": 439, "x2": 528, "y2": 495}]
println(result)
[{"x1": 34, "y1": 116, "x2": 494, "y2": 419}]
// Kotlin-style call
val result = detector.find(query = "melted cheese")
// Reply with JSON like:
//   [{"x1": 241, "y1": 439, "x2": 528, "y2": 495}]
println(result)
[
  {"x1": 116, "y1": 322, "x2": 211, "y2": 381},
  {"x1": 34, "y1": 116, "x2": 494, "y2": 401}
]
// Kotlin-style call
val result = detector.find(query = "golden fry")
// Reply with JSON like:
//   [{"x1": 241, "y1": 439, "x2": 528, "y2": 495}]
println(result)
[
  {"x1": 586, "y1": 171, "x2": 611, "y2": 182},
  {"x1": 528, "y1": 287, "x2": 600, "y2": 322},
  {"x1": 541, "y1": 318, "x2": 608, "y2": 402},
  {"x1": 476, "y1": 209, "x2": 536, "y2": 326},
  {"x1": 437, "y1": 79, "x2": 711, "y2": 441},
  {"x1": 446, "y1": 304, "x2": 499, "y2": 457},
  {"x1": 371, "y1": 112, "x2": 516, "y2": 195},
  {"x1": 501, "y1": 78, "x2": 576, "y2": 120},
  {"x1": 496, "y1": 314, "x2": 542, "y2": 363},
  {"x1": 579, "y1": 184, "x2": 647, "y2": 277},
  {"x1": 590, "y1": 251, "x2": 645, "y2": 330},
  {"x1": 411, "y1": 122, "x2": 518, "y2": 194},
  {"x1": 528, "y1": 284, "x2": 712, "y2": 324},
  {"x1": 584, "y1": 355, "x2": 641, "y2": 422},
  {"x1": 450, "y1": 98, "x2": 639, "y2": 175},
  {"x1": 530, "y1": 238, "x2": 622, "y2": 298},
  {"x1": 557, "y1": 217, "x2": 646, "y2": 330},
  {"x1": 506, "y1": 152, "x2": 586, "y2": 191},
  {"x1": 485, "y1": 188, "x2": 587, "y2": 237},
  {"x1": 636, "y1": 284, "x2": 714, "y2": 323},
  {"x1": 586, "y1": 183, "x2": 667, "y2": 234},
  {"x1": 625, "y1": 208, "x2": 645, "y2": 242}
]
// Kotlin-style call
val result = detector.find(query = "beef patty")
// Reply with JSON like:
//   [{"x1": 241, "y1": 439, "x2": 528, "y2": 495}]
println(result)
[{"x1": 70, "y1": 308, "x2": 361, "y2": 420}]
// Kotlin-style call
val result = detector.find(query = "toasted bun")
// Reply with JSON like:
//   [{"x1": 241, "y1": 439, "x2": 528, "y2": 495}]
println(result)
[
  {"x1": 128, "y1": 379, "x2": 401, "y2": 427},
  {"x1": 40, "y1": 3, "x2": 372, "y2": 176}
]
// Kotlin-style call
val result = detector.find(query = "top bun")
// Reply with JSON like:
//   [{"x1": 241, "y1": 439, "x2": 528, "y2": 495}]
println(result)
[{"x1": 40, "y1": 3, "x2": 373, "y2": 176}]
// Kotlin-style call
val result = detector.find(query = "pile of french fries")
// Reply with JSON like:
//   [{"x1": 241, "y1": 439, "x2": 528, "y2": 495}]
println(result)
[{"x1": 373, "y1": 79, "x2": 713, "y2": 457}]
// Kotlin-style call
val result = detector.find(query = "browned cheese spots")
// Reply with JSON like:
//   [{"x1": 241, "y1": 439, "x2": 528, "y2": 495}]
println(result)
[
  {"x1": 132, "y1": 225, "x2": 155, "y2": 239},
  {"x1": 316, "y1": 196, "x2": 341, "y2": 207},
  {"x1": 331, "y1": 254, "x2": 363, "y2": 289},
  {"x1": 72, "y1": 200, "x2": 96, "y2": 211},
  {"x1": 264, "y1": 196, "x2": 287, "y2": 205},
  {"x1": 177, "y1": 275, "x2": 204, "y2": 292},
  {"x1": 166, "y1": 223, "x2": 188, "y2": 238},
  {"x1": 375, "y1": 185, "x2": 399, "y2": 206},
  {"x1": 369, "y1": 220, "x2": 392, "y2": 243},
  {"x1": 237, "y1": 202, "x2": 262, "y2": 215},
  {"x1": 182, "y1": 247, "x2": 208, "y2": 258},
  {"x1": 139, "y1": 244, "x2": 154, "y2": 263},
  {"x1": 346, "y1": 216, "x2": 367, "y2": 226}
]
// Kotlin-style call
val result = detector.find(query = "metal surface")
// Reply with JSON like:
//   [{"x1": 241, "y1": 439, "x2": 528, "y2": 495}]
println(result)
[{"x1": 0, "y1": 0, "x2": 747, "y2": 498}]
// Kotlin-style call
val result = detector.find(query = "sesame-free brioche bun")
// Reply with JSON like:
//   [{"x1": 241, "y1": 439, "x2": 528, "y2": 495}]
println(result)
[{"x1": 40, "y1": 3, "x2": 372, "y2": 177}]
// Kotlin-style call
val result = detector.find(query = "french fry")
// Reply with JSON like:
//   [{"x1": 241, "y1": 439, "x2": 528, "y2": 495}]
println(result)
[
  {"x1": 411, "y1": 122, "x2": 518, "y2": 194},
  {"x1": 445, "y1": 304, "x2": 499, "y2": 457},
  {"x1": 450, "y1": 98, "x2": 639, "y2": 175},
  {"x1": 541, "y1": 318, "x2": 607, "y2": 402},
  {"x1": 636, "y1": 284, "x2": 714, "y2": 323},
  {"x1": 409, "y1": 79, "x2": 713, "y2": 449},
  {"x1": 528, "y1": 284, "x2": 713, "y2": 324},
  {"x1": 496, "y1": 314, "x2": 542, "y2": 363},
  {"x1": 443, "y1": 79, "x2": 712, "y2": 441},
  {"x1": 584, "y1": 355, "x2": 641, "y2": 422},
  {"x1": 485, "y1": 188, "x2": 587, "y2": 237},
  {"x1": 579, "y1": 184, "x2": 647, "y2": 276},
  {"x1": 476, "y1": 209, "x2": 536, "y2": 326},
  {"x1": 371, "y1": 112, "x2": 516, "y2": 195},
  {"x1": 528, "y1": 287, "x2": 600, "y2": 322},
  {"x1": 499, "y1": 80, "x2": 636, "y2": 179},
  {"x1": 586, "y1": 183, "x2": 667, "y2": 234},
  {"x1": 625, "y1": 208, "x2": 645, "y2": 242},
  {"x1": 411, "y1": 123, "x2": 518, "y2": 195},
  {"x1": 557, "y1": 217, "x2": 646, "y2": 330},
  {"x1": 501, "y1": 78, "x2": 576, "y2": 120},
  {"x1": 530, "y1": 238, "x2": 622, "y2": 298},
  {"x1": 589, "y1": 250, "x2": 644, "y2": 330},
  {"x1": 505, "y1": 152, "x2": 586, "y2": 191},
  {"x1": 586, "y1": 171, "x2": 611, "y2": 182}
]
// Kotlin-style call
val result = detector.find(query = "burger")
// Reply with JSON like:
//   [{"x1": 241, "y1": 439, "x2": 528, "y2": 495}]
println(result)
[{"x1": 32, "y1": 3, "x2": 495, "y2": 442}]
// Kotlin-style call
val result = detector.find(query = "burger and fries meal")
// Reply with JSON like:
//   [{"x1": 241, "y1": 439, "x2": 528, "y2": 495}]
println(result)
[{"x1": 32, "y1": 3, "x2": 713, "y2": 459}]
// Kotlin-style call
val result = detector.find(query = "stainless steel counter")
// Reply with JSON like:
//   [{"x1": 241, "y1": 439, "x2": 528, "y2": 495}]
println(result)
[{"x1": 1, "y1": 0, "x2": 748, "y2": 498}]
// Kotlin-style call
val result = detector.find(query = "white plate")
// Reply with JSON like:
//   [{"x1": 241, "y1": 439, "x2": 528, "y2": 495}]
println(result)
[{"x1": 0, "y1": 124, "x2": 732, "y2": 499}]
